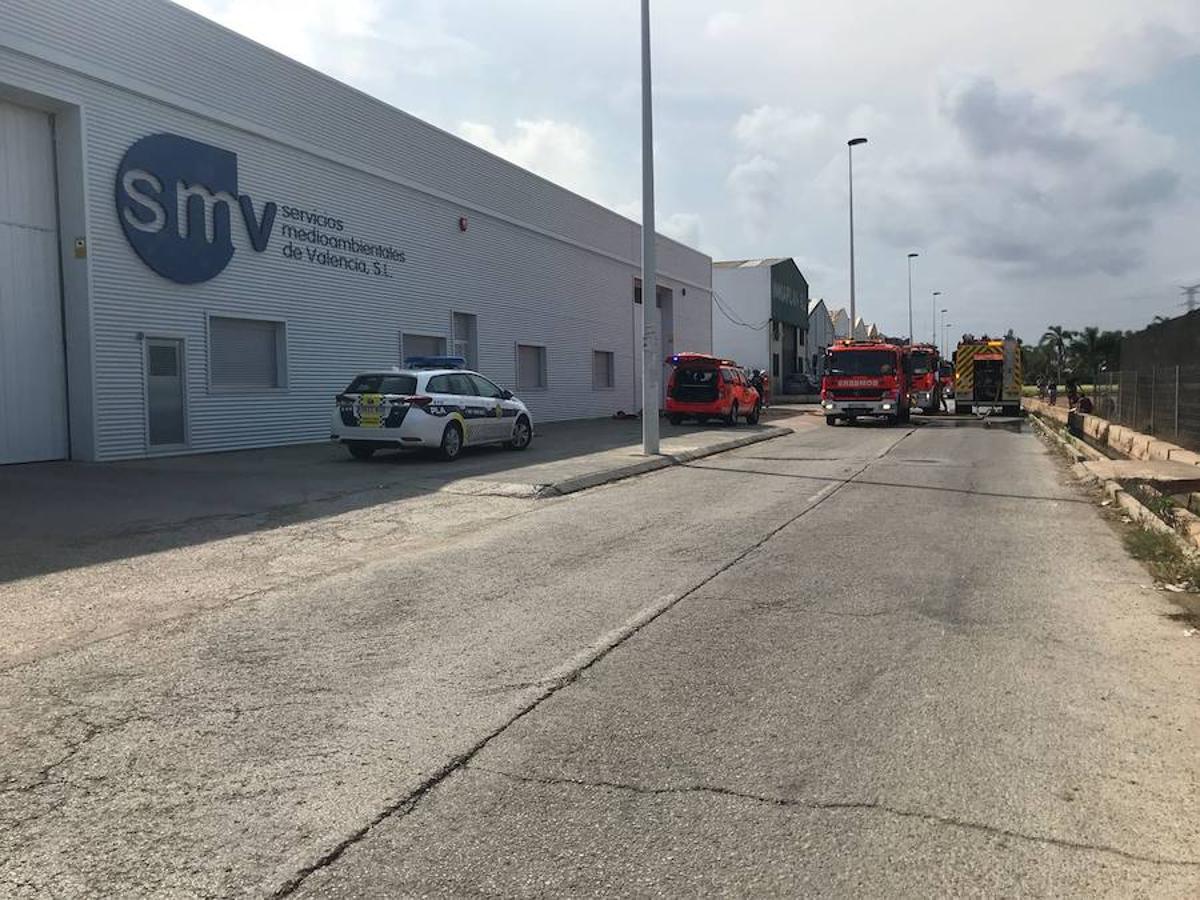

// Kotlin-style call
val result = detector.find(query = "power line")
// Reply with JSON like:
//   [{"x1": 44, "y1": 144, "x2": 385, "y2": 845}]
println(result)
[{"x1": 711, "y1": 289, "x2": 770, "y2": 331}]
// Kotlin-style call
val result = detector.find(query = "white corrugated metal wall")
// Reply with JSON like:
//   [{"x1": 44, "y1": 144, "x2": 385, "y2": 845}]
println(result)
[
  {"x1": 0, "y1": 0, "x2": 712, "y2": 460},
  {"x1": 711, "y1": 265, "x2": 770, "y2": 371},
  {"x1": 0, "y1": 99, "x2": 68, "y2": 463}
]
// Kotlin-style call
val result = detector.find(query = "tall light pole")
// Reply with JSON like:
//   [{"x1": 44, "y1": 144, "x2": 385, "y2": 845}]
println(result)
[
  {"x1": 940, "y1": 307, "x2": 948, "y2": 356},
  {"x1": 906, "y1": 252, "x2": 919, "y2": 344},
  {"x1": 847, "y1": 137, "x2": 867, "y2": 337},
  {"x1": 944, "y1": 322, "x2": 953, "y2": 358},
  {"x1": 931, "y1": 291, "x2": 941, "y2": 346},
  {"x1": 640, "y1": 0, "x2": 659, "y2": 454}
]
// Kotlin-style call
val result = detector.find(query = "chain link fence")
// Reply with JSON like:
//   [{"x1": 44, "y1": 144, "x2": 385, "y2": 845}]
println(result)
[
  {"x1": 1084, "y1": 310, "x2": 1200, "y2": 452},
  {"x1": 1094, "y1": 366, "x2": 1200, "y2": 451}
]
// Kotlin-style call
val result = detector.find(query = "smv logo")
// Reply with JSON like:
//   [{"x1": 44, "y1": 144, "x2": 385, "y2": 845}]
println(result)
[{"x1": 116, "y1": 133, "x2": 277, "y2": 284}]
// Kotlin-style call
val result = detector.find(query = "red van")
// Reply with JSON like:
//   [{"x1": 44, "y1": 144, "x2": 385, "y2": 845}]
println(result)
[{"x1": 665, "y1": 353, "x2": 762, "y2": 426}]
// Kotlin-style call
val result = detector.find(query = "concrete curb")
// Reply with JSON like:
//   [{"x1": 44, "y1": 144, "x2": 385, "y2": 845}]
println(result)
[
  {"x1": 439, "y1": 426, "x2": 793, "y2": 500},
  {"x1": 1030, "y1": 412, "x2": 1197, "y2": 548},
  {"x1": 536, "y1": 426, "x2": 793, "y2": 498}
]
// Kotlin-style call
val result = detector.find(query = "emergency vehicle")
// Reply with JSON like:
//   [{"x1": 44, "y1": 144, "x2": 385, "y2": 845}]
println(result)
[
  {"x1": 665, "y1": 353, "x2": 763, "y2": 426},
  {"x1": 821, "y1": 339, "x2": 911, "y2": 426},
  {"x1": 952, "y1": 333, "x2": 1023, "y2": 416},
  {"x1": 331, "y1": 367, "x2": 533, "y2": 460},
  {"x1": 904, "y1": 343, "x2": 942, "y2": 414},
  {"x1": 938, "y1": 359, "x2": 955, "y2": 399}
]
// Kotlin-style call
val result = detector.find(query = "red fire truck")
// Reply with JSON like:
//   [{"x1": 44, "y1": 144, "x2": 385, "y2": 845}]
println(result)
[
  {"x1": 821, "y1": 339, "x2": 911, "y2": 426},
  {"x1": 904, "y1": 343, "x2": 942, "y2": 415}
]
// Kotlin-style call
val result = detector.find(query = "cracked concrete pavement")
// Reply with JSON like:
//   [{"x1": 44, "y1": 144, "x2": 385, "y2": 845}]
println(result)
[{"x1": 3, "y1": 413, "x2": 1199, "y2": 896}]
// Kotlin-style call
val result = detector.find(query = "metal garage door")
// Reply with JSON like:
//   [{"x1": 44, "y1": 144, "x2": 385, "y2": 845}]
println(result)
[{"x1": 0, "y1": 100, "x2": 67, "y2": 464}]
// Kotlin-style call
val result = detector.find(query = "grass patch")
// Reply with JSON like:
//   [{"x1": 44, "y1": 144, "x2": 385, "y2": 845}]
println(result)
[
  {"x1": 1123, "y1": 527, "x2": 1200, "y2": 590},
  {"x1": 1021, "y1": 384, "x2": 1098, "y2": 397},
  {"x1": 1126, "y1": 484, "x2": 1179, "y2": 526}
]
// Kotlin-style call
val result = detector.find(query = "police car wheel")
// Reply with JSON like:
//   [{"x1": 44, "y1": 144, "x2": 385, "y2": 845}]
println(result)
[
  {"x1": 439, "y1": 422, "x2": 464, "y2": 461},
  {"x1": 347, "y1": 442, "x2": 375, "y2": 460},
  {"x1": 506, "y1": 416, "x2": 532, "y2": 451}
]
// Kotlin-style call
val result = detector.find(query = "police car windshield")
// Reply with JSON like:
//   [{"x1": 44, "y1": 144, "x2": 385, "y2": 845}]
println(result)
[
  {"x1": 827, "y1": 351, "x2": 895, "y2": 376},
  {"x1": 345, "y1": 374, "x2": 418, "y2": 395}
]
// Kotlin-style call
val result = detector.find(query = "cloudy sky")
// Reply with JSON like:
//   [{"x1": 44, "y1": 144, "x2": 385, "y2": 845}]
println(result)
[{"x1": 175, "y1": 0, "x2": 1199, "y2": 342}]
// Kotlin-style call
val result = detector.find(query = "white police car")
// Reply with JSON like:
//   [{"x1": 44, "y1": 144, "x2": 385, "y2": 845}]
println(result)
[{"x1": 331, "y1": 367, "x2": 533, "y2": 461}]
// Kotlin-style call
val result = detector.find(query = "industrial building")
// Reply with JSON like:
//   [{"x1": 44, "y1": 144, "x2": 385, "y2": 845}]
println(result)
[
  {"x1": 711, "y1": 258, "x2": 809, "y2": 388},
  {"x1": 0, "y1": 0, "x2": 712, "y2": 463}
]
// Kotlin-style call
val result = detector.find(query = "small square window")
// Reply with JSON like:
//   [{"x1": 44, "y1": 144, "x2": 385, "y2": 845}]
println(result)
[
  {"x1": 517, "y1": 344, "x2": 547, "y2": 390},
  {"x1": 209, "y1": 316, "x2": 285, "y2": 389},
  {"x1": 593, "y1": 351, "x2": 615, "y2": 390}
]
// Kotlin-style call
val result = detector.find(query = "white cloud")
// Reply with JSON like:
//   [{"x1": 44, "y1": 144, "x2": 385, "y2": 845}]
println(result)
[
  {"x1": 726, "y1": 155, "x2": 781, "y2": 238},
  {"x1": 704, "y1": 11, "x2": 744, "y2": 39},
  {"x1": 733, "y1": 106, "x2": 826, "y2": 156},
  {"x1": 457, "y1": 119, "x2": 603, "y2": 201},
  {"x1": 659, "y1": 212, "x2": 703, "y2": 248},
  {"x1": 865, "y1": 74, "x2": 1183, "y2": 278},
  {"x1": 175, "y1": 0, "x2": 482, "y2": 84}
]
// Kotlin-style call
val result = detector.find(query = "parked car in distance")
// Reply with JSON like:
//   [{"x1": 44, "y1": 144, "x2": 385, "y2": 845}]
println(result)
[
  {"x1": 331, "y1": 368, "x2": 533, "y2": 461},
  {"x1": 665, "y1": 353, "x2": 762, "y2": 426},
  {"x1": 782, "y1": 372, "x2": 819, "y2": 395}
]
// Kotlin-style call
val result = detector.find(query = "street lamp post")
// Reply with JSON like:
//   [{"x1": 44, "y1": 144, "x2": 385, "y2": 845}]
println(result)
[
  {"x1": 906, "y1": 252, "x2": 919, "y2": 344},
  {"x1": 944, "y1": 322, "x2": 953, "y2": 358},
  {"x1": 931, "y1": 291, "x2": 941, "y2": 347},
  {"x1": 847, "y1": 137, "x2": 867, "y2": 337},
  {"x1": 940, "y1": 307, "x2": 948, "y2": 356},
  {"x1": 639, "y1": 0, "x2": 659, "y2": 455}
]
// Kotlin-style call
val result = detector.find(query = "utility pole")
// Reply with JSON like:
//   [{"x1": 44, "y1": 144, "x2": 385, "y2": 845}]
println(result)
[
  {"x1": 906, "y1": 252, "x2": 919, "y2": 344},
  {"x1": 847, "y1": 137, "x2": 867, "y2": 338},
  {"x1": 931, "y1": 291, "x2": 941, "y2": 346},
  {"x1": 640, "y1": 0, "x2": 659, "y2": 454}
]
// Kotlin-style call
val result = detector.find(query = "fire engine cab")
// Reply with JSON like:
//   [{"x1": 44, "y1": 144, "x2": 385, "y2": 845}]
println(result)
[
  {"x1": 904, "y1": 343, "x2": 942, "y2": 415},
  {"x1": 821, "y1": 339, "x2": 911, "y2": 426}
]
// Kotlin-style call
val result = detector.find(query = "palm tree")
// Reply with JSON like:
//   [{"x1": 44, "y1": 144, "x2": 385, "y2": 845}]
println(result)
[
  {"x1": 1096, "y1": 329, "x2": 1122, "y2": 371},
  {"x1": 1069, "y1": 327, "x2": 1102, "y2": 380},
  {"x1": 1040, "y1": 325, "x2": 1075, "y2": 385}
]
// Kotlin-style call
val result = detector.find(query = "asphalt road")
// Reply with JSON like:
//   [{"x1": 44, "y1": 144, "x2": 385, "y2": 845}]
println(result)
[{"x1": 3, "y1": 415, "x2": 1198, "y2": 897}]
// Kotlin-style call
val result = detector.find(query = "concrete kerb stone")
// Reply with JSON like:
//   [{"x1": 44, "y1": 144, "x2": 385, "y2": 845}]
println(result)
[
  {"x1": 1028, "y1": 414, "x2": 1103, "y2": 464},
  {"x1": 1129, "y1": 433, "x2": 1153, "y2": 461},
  {"x1": 1147, "y1": 440, "x2": 1175, "y2": 462},
  {"x1": 1168, "y1": 448, "x2": 1200, "y2": 467},
  {"x1": 535, "y1": 426, "x2": 793, "y2": 498},
  {"x1": 1082, "y1": 414, "x2": 1109, "y2": 444},
  {"x1": 1030, "y1": 409, "x2": 1200, "y2": 550},
  {"x1": 533, "y1": 458, "x2": 673, "y2": 498}
]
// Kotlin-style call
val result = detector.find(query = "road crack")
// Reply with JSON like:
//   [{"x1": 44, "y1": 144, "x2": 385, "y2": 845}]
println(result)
[
  {"x1": 268, "y1": 432, "x2": 908, "y2": 897},
  {"x1": 468, "y1": 765, "x2": 1200, "y2": 869}
]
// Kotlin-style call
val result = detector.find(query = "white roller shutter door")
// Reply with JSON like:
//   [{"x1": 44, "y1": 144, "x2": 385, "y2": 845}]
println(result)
[{"x1": 0, "y1": 100, "x2": 67, "y2": 464}]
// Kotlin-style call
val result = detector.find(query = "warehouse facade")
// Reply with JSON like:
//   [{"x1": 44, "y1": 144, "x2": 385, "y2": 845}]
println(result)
[
  {"x1": 0, "y1": 0, "x2": 711, "y2": 463},
  {"x1": 712, "y1": 258, "x2": 809, "y2": 388}
]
